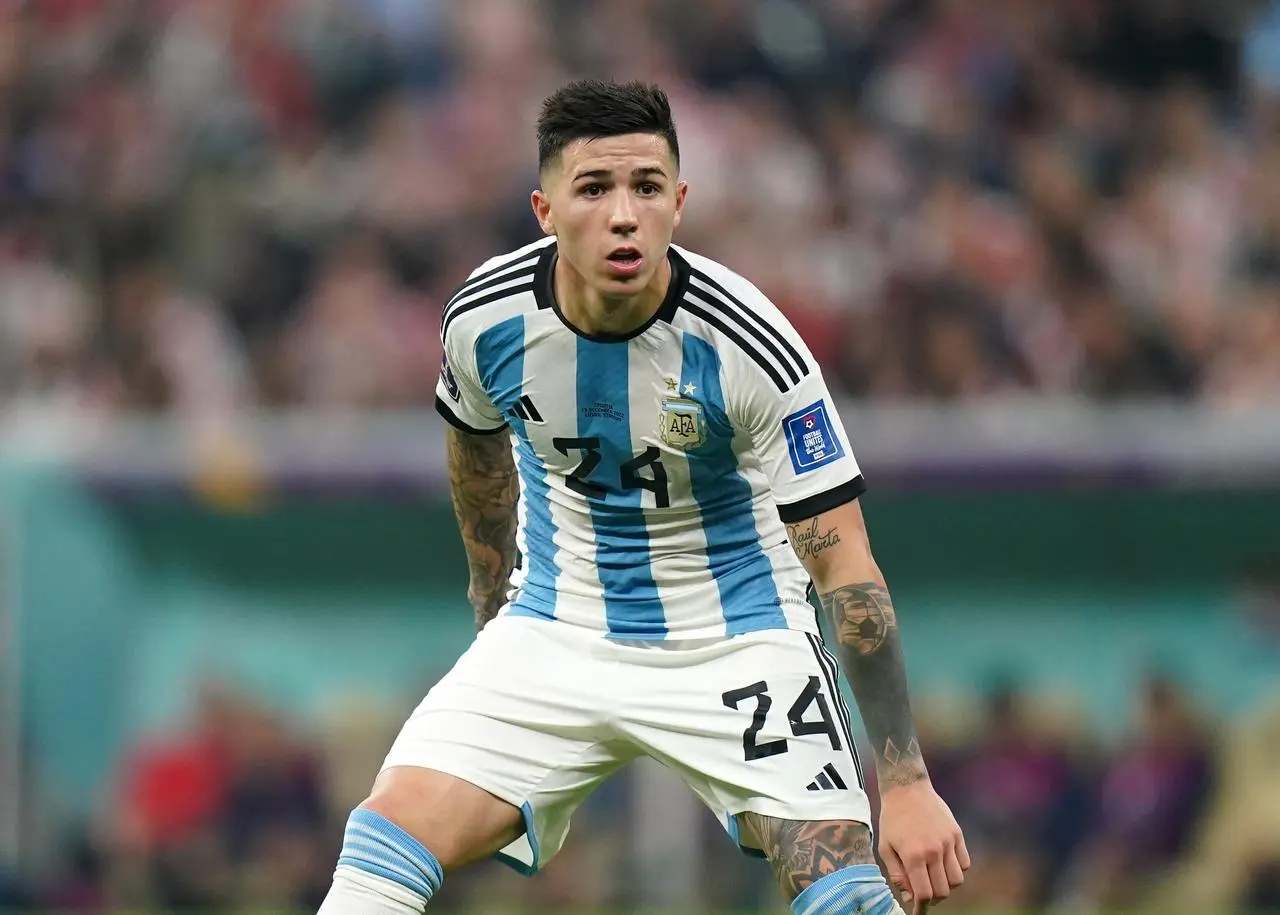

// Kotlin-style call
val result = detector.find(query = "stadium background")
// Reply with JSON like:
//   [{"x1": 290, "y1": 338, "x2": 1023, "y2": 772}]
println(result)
[{"x1": 1, "y1": 0, "x2": 1279, "y2": 912}]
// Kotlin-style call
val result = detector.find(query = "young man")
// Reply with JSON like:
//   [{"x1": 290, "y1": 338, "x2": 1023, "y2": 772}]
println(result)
[{"x1": 318, "y1": 80, "x2": 968, "y2": 915}]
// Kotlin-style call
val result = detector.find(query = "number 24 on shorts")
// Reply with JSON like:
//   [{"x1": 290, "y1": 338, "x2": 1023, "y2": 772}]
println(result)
[{"x1": 722, "y1": 677, "x2": 842, "y2": 761}]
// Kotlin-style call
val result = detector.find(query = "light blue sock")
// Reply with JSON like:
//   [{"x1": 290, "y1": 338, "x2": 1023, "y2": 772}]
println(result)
[
  {"x1": 791, "y1": 863, "x2": 901, "y2": 915},
  {"x1": 336, "y1": 808, "x2": 444, "y2": 903}
]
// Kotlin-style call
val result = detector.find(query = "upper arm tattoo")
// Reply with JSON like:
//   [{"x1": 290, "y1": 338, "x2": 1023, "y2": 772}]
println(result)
[
  {"x1": 819, "y1": 582, "x2": 926, "y2": 789},
  {"x1": 786, "y1": 517, "x2": 842, "y2": 564},
  {"x1": 446, "y1": 427, "x2": 519, "y2": 628}
]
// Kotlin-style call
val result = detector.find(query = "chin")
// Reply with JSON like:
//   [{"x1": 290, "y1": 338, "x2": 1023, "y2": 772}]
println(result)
[{"x1": 594, "y1": 274, "x2": 647, "y2": 299}]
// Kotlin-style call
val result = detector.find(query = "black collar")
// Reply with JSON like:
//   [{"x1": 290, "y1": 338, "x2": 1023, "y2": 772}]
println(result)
[{"x1": 534, "y1": 242, "x2": 688, "y2": 343}]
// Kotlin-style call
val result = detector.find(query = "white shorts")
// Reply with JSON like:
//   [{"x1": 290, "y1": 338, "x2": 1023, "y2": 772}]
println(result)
[{"x1": 381, "y1": 615, "x2": 871, "y2": 874}]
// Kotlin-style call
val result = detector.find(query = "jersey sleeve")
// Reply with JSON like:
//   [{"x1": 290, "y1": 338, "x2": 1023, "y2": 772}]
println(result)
[
  {"x1": 736, "y1": 361, "x2": 866, "y2": 524},
  {"x1": 434, "y1": 324, "x2": 507, "y2": 435}
]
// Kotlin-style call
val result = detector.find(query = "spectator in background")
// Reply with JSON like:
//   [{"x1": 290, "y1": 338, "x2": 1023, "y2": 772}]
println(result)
[
  {"x1": 219, "y1": 699, "x2": 331, "y2": 910},
  {"x1": 280, "y1": 229, "x2": 440, "y2": 408},
  {"x1": 99, "y1": 257, "x2": 252, "y2": 416},
  {"x1": 104, "y1": 681, "x2": 331, "y2": 912},
  {"x1": 946, "y1": 678, "x2": 1088, "y2": 912},
  {"x1": 0, "y1": 211, "x2": 96, "y2": 431},
  {"x1": 1062, "y1": 671, "x2": 1216, "y2": 913},
  {"x1": 106, "y1": 680, "x2": 239, "y2": 909},
  {"x1": 1153, "y1": 686, "x2": 1280, "y2": 915}
]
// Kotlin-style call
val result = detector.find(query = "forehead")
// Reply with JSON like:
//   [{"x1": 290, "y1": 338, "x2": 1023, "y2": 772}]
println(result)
[{"x1": 558, "y1": 133, "x2": 675, "y2": 177}]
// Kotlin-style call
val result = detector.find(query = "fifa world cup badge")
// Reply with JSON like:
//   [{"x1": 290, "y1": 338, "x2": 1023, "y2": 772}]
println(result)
[{"x1": 659, "y1": 397, "x2": 706, "y2": 450}]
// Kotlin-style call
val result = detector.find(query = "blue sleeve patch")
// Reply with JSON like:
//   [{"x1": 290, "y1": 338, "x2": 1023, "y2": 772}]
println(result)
[{"x1": 783, "y1": 400, "x2": 845, "y2": 475}]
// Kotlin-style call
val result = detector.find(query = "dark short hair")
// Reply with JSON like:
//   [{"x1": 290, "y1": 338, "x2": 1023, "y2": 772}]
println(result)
[{"x1": 536, "y1": 79, "x2": 679, "y2": 172}]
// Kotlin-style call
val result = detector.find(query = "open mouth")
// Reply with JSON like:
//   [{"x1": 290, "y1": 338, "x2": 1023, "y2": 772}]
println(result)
[
  {"x1": 607, "y1": 248, "x2": 642, "y2": 267},
  {"x1": 606, "y1": 248, "x2": 644, "y2": 278}
]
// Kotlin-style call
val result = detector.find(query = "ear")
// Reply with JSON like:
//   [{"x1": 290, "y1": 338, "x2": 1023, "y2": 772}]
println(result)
[
  {"x1": 531, "y1": 188, "x2": 555, "y2": 236},
  {"x1": 671, "y1": 180, "x2": 689, "y2": 232}
]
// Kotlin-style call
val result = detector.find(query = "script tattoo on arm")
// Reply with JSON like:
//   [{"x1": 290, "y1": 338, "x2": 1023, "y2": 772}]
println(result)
[
  {"x1": 819, "y1": 582, "x2": 926, "y2": 789},
  {"x1": 446, "y1": 426, "x2": 519, "y2": 629},
  {"x1": 787, "y1": 518, "x2": 842, "y2": 562},
  {"x1": 743, "y1": 815, "x2": 875, "y2": 900}
]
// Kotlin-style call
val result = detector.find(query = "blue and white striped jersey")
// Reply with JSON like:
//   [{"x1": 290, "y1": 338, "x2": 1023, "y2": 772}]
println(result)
[{"x1": 435, "y1": 237, "x2": 866, "y2": 640}]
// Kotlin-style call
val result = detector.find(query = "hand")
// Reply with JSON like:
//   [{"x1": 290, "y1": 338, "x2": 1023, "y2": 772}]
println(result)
[{"x1": 877, "y1": 779, "x2": 969, "y2": 914}]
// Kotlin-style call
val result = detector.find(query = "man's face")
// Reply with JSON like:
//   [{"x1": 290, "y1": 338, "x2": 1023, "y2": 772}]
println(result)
[{"x1": 532, "y1": 133, "x2": 686, "y2": 298}]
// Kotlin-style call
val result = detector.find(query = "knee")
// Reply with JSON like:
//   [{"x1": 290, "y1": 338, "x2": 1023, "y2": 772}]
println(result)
[
  {"x1": 358, "y1": 778, "x2": 461, "y2": 874},
  {"x1": 359, "y1": 766, "x2": 524, "y2": 873},
  {"x1": 790, "y1": 864, "x2": 902, "y2": 915},
  {"x1": 335, "y1": 807, "x2": 444, "y2": 905}
]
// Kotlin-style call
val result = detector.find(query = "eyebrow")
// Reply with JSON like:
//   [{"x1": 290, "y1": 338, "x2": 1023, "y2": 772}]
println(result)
[{"x1": 571, "y1": 166, "x2": 668, "y2": 182}]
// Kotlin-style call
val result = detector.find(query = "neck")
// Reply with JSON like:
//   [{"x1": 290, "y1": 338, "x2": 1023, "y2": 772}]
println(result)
[{"x1": 555, "y1": 253, "x2": 671, "y2": 338}]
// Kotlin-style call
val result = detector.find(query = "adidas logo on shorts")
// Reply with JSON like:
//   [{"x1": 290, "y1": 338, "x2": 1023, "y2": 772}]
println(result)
[{"x1": 805, "y1": 762, "x2": 848, "y2": 791}]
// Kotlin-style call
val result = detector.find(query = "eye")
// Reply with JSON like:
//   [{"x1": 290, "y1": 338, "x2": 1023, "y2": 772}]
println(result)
[
  {"x1": 637, "y1": 183, "x2": 661, "y2": 196},
  {"x1": 580, "y1": 184, "x2": 606, "y2": 198}
]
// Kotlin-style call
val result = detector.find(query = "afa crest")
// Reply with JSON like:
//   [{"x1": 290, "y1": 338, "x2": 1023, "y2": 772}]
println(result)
[{"x1": 659, "y1": 397, "x2": 706, "y2": 450}]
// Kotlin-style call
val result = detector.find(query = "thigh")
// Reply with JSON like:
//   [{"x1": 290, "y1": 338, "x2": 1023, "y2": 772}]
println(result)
[
  {"x1": 380, "y1": 617, "x2": 633, "y2": 875},
  {"x1": 736, "y1": 815, "x2": 877, "y2": 901},
  {"x1": 364, "y1": 766, "x2": 525, "y2": 872},
  {"x1": 620, "y1": 629, "x2": 872, "y2": 851}
]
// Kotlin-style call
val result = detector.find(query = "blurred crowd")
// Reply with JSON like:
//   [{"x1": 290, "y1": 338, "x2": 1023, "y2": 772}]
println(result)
[
  {"x1": 3, "y1": 0, "x2": 1280, "y2": 420},
  {"x1": 7, "y1": 671, "x2": 1280, "y2": 913}
]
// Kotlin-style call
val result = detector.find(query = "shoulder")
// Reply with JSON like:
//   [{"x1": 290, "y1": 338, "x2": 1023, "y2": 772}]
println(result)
[
  {"x1": 671, "y1": 245, "x2": 815, "y2": 394},
  {"x1": 441, "y1": 237, "x2": 554, "y2": 350},
  {"x1": 463, "y1": 236, "x2": 555, "y2": 284}
]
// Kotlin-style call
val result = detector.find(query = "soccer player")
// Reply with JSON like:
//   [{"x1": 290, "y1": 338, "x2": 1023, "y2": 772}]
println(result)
[{"x1": 318, "y1": 80, "x2": 969, "y2": 915}]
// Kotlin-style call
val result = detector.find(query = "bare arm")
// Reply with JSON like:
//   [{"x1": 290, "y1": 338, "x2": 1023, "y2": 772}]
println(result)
[
  {"x1": 446, "y1": 426, "x2": 519, "y2": 630},
  {"x1": 787, "y1": 500, "x2": 925, "y2": 789}
]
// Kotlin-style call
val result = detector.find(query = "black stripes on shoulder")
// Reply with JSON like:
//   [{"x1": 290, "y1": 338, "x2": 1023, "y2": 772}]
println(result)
[
  {"x1": 680, "y1": 298, "x2": 789, "y2": 391},
  {"x1": 446, "y1": 246, "x2": 541, "y2": 303},
  {"x1": 441, "y1": 249, "x2": 541, "y2": 340},
  {"x1": 684, "y1": 268, "x2": 810, "y2": 392}
]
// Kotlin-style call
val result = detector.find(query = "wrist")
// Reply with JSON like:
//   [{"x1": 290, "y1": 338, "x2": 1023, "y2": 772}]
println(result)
[
  {"x1": 874, "y1": 740, "x2": 928, "y2": 790},
  {"x1": 877, "y1": 763, "x2": 930, "y2": 792}
]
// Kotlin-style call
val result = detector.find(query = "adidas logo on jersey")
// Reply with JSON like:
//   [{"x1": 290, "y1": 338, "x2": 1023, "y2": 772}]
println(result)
[
  {"x1": 805, "y1": 763, "x2": 848, "y2": 791},
  {"x1": 508, "y1": 395, "x2": 544, "y2": 424}
]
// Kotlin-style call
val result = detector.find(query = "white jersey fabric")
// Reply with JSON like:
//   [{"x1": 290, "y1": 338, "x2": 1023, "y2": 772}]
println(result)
[{"x1": 435, "y1": 237, "x2": 866, "y2": 639}]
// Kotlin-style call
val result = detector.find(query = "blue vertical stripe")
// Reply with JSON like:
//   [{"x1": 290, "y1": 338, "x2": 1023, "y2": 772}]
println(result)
[
  {"x1": 681, "y1": 333, "x2": 785, "y2": 634},
  {"x1": 575, "y1": 337, "x2": 666, "y2": 636},
  {"x1": 475, "y1": 316, "x2": 558, "y2": 619}
]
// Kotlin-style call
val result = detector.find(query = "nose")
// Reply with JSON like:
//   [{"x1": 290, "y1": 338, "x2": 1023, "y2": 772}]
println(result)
[{"x1": 609, "y1": 192, "x2": 638, "y2": 234}]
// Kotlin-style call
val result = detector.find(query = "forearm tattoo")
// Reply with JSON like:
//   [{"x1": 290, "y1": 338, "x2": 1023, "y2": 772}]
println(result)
[
  {"x1": 446, "y1": 427, "x2": 519, "y2": 628},
  {"x1": 745, "y1": 815, "x2": 875, "y2": 900},
  {"x1": 819, "y1": 582, "x2": 926, "y2": 789}
]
